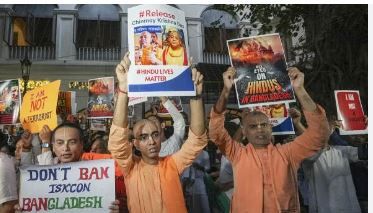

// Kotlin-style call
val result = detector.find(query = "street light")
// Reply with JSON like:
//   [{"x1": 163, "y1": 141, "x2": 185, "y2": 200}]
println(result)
[{"x1": 20, "y1": 55, "x2": 32, "y2": 97}]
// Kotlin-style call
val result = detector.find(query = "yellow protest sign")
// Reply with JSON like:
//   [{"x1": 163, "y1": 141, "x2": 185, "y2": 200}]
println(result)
[{"x1": 20, "y1": 80, "x2": 61, "y2": 133}]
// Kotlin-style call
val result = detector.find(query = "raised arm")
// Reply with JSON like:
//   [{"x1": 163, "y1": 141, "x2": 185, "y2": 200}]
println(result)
[
  {"x1": 284, "y1": 67, "x2": 330, "y2": 166},
  {"x1": 36, "y1": 125, "x2": 54, "y2": 165},
  {"x1": 108, "y1": 53, "x2": 134, "y2": 175},
  {"x1": 288, "y1": 107, "x2": 306, "y2": 134},
  {"x1": 161, "y1": 97, "x2": 185, "y2": 140},
  {"x1": 158, "y1": 97, "x2": 186, "y2": 156},
  {"x1": 172, "y1": 68, "x2": 208, "y2": 173},
  {"x1": 208, "y1": 67, "x2": 243, "y2": 163},
  {"x1": 112, "y1": 53, "x2": 130, "y2": 128}
]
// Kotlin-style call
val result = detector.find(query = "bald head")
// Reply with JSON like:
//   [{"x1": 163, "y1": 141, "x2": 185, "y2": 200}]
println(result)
[{"x1": 242, "y1": 111, "x2": 272, "y2": 148}]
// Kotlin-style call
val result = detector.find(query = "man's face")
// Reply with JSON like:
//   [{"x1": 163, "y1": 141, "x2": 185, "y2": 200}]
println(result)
[
  {"x1": 242, "y1": 113, "x2": 272, "y2": 148},
  {"x1": 151, "y1": 33, "x2": 158, "y2": 43},
  {"x1": 139, "y1": 31, "x2": 151, "y2": 47},
  {"x1": 134, "y1": 120, "x2": 161, "y2": 161},
  {"x1": 147, "y1": 116, "x2": 165, "y2": 141},
  {"x1": 53, "y1": 127, "x2": 83, "y2": 163}
]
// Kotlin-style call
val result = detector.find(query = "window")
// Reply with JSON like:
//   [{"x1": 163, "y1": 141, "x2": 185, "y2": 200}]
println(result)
[
  {"x1": 202, "y1": 8, "x2": 239, "y2": 53},
  {"x1": 12, "y1": 4, "x2": 56, "y2": 46},
  {"x1": 76, "y1": 5, "x2": 120, "y2": 48}
]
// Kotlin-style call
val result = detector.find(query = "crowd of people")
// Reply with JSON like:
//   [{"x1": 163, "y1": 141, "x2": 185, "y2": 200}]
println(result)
[{"x1": 0, "y1": 53, "x2": 368, "y2": 213}]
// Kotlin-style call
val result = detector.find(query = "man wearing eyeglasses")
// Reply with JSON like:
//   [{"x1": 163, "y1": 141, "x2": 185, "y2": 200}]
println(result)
[
  {"x1": 108, "y1": 53, "x2": 207, "y2": 213},
  {"x1": 209, "y1": 67, "x2": 330, "y2": 213}
]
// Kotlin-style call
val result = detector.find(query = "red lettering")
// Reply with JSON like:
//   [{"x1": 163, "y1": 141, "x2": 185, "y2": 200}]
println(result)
[
  {"x1": 90, "y1": 167, "x2": 99, "y2": 179},
  {"x1": 101, "y1": 167, "x2": 109, "y2": 179},
  {"x1": 30, "y1": 198, "x2": 38, "y2": 211},
  {"x1": 80, "y1": 167, "x2": 110, "y2": 180},
  {"x1": 241, "y1": 96, "x2": 249, "y2": 104},
  {"x1": 22, "y1": 198, "x2": 31, "y2": 211},
  {"x1": 30, "y1": 97, "x2": 48, "y2": 112},
  {"x1": 38, "y1": 198, "x2": 48, "y2": 210},
  {"x1": 79, "y1": 168, "x2": 89, "y2": 180},
  {"x1": 30, "y1": 99, "x2": 41, "y2": 112}
]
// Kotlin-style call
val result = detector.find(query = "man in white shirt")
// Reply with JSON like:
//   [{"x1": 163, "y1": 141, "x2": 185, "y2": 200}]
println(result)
[
  {"x1": 0, "y1": 136, "x2": 18, "y2": 213},
  {"x1": 148, "y1": 96, "x2": 186, "y2": 157},
  {"x1": 290, "y1": 107, "x2": 362, "y2": 213}
]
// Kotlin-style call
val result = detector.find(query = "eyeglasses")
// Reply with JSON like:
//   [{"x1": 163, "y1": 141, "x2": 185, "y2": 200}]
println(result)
[
  {"x1": 247, "y1": 122, "x2": 270, "y2": 130},
  {"x1": 136, "y1": 131, "x2": 160, "y2": 143}
]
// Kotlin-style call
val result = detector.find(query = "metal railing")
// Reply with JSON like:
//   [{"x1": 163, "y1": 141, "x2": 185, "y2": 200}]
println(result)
[
  {"x1": 203, "y1": 52, "x2": 231, "y2": 65},
  {"x1": 77, "y1": 47, "x2": 121, "y2": 61},
  {"x1": 9, "y1": 46, "x2": 55, "y2": 60}
]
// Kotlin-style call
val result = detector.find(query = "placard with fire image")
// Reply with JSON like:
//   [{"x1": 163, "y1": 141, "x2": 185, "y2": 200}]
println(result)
[
  {"x1": 0, "y1": 79, "x2": 21, "y2": 124},
  {"x1": 151, "y1": 96, "x2": 183, "y2": 115},
  {"x1": 87, "y1": 77, "x2": 114, "y2": 118},
  {"x1": 227, "y1": 33, "x2": 296, "y2": 108}
]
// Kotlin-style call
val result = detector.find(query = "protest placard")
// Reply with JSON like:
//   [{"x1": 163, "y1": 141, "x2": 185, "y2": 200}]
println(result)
[
  {"x1": 87, "y1": 77, "x2": 114, "y2": 119},
  {"x1": 0, "y1": 79, "x2": 21, "y2": 124},
  {"x1": 129, "y1": 96, "x2": 148, "y2": 106},
  {"x1": 90, "y1": 119, "x2": 107, "y2": 131},
  {"x1": 227, "y1": 33, "x2": 295, "y2": 108},
  {"x1": 151, "y1": 96, "x2": 183, "y2": 115},
  {"x1": 127, "y1": 4, "x2": 195, "y2": 97},
  {"x1": 20, "y1": 80, "x2": 60, "y2": 133},
  {"x1": 57, "y1": 91, "x2": 76, "y2": 116},
  {"x1": 19, "y1": 159, "x2": 115, "y2": 213},
  {"x1": 335, "y1": 90, "x2": 367, "y2": 135}
]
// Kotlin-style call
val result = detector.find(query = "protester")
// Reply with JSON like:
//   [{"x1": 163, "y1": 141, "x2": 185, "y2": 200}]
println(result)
[
  {"x1": 18, "y1": 124, "x2": 122, "y2": 213},
  {"x1": 209, "y1": 67, "x2": 330, "y2": 212},
  {"x1": 108, "y1": 53, "x2": 207, "y2": 213},
  {"x1": 290, "y1": 107, "x2": 362, "y2": 213}
]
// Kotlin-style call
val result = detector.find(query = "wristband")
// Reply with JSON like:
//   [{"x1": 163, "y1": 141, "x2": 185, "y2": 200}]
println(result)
[{"x1": 117, "y1": 87, "x2": 128, "y2": 94}]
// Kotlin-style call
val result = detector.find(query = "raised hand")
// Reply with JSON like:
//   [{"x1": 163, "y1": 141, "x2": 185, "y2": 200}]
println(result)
[
  {"x1": 223, "y1": 67, "x2": 236, "y2": 91},
  {"x1": 21, "y1": 130, "x2": 33, "y2": 150},
  {"x1": 116, "y1": 52, "x2": 131, "y2": 92},
  {"x1": 288, "y1": 67, "x2": 304, "y2": 90},
  {"x1": 192, "y1": 68, "x2": 204, "y2": 96},
  {"x1": 288, "y1": 108, "x2": 302, "y2": 124},
  {"x1": 39, "y1": 125, "x2": 52, "y2": 143}
]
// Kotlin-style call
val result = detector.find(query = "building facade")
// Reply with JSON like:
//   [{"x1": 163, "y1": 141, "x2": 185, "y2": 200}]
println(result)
[{"x1": 0, "y1": 4, "x2": 300, "y2": 120}]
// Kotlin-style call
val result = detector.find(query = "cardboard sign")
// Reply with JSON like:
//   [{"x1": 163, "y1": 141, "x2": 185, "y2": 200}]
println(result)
[
  {"x1": 20, "y1": 80, "x2": 60, "y2": 133},
  {"x1": 227, "y1": 33, "x2": 295, "y2": 108},
  {"x1": 127, "y1": 4, "x2": 195, "y2": 97},
  {"x1": 335, "y1": 90, "x2": 367, "y2": 135},
  {"x1": 0, "y1": 79, "x2": 21, "y2": 124},
  {"x1": 19, "y1": 159, "x2": 115, "y2": 213},
  {"x1": 88, "y1": 77, "x2": 115, "y2": 119}
]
